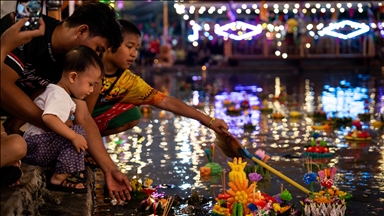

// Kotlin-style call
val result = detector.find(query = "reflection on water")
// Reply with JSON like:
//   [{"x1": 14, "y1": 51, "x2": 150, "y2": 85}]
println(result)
[
  {"x1": 322, "y1": 82, "x2": 369, "y2": 118},
  {"x1": 94, "y1": 74, "x2": 384, "y2": 215}
]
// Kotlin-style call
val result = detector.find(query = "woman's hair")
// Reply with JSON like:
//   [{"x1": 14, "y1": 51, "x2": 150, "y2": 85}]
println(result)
[
  {"x1": 63, "y1": 45, "x2": 105, "y2": 77},
  {"x1": 117, "y1": 19, "x2": 141, "y2": 37}
]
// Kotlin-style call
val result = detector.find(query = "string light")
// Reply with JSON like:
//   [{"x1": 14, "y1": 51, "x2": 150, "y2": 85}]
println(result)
[
  {"x1": 274, "y1": 8, "x2": 279, "y2": 14},
  {"x1": 358, "y1": 8, "x2": 363, "y2": 13},
  {"x1": 176, "y1": 2, "x2": 379, "y2": 44}
]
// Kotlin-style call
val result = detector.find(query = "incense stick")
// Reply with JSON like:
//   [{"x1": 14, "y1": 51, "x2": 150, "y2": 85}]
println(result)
[
  {"x1": 222, "y1": 169, "x2": 226, "y2": 194},
  {"x1": 163, "y1": 196, "x2": 174, "y2": 216},
  {"x1": 162, "y1": 196, "x2": 171, "y2": 216}
]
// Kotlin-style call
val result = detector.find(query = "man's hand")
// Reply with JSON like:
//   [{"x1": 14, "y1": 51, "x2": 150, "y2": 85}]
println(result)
[
  {"x1": 105, "y1": 169, "x2": 132, "y2": 203},
  {"x1": 1, "y1": 16, "x2": 45, "y2": 55},
  {"x1": 70, "y1": 133, "x2": 88, "y2": 153}
]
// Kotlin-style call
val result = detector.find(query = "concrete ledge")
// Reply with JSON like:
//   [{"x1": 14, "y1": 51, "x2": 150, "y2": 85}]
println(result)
[
  {"x1": 0, "y1": 164, "x2": 44, "y2": 216},
  {"x1": 0, "y1": 164, "x2": 95, "y2": 216}
]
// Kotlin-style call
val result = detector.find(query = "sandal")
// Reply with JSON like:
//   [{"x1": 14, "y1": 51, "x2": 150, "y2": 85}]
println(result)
[
  {"x1": 0, "y1": 166, "x2": 23, "y2": 187},
  {"x1": 47, "y1": 176, "x2": 87, "y2": 193},
  {"x1": 71, "y1": 171, "x2": 87, "y2": 183}
]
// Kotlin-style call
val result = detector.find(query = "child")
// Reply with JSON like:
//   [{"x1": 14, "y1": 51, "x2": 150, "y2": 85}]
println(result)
[
  {"x1": 92, "y1": 19, "x2": 228, "y2": 137},
  {"x1": 22, "y1": 45, "x2": 104, "y2": 193}
]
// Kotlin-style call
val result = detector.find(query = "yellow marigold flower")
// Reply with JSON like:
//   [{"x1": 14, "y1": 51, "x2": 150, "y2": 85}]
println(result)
[
  {"x1": 280, "y1": 206, "x2": 291, "y2": 213},
  {"x1": 273, "y1": 203, "x2": 281, "y2": 212}
]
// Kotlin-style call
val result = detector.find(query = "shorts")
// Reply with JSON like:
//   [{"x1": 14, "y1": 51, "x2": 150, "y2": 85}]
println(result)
[{"x1": 92, "y1": 103, "x2": 142, "y2": 131}]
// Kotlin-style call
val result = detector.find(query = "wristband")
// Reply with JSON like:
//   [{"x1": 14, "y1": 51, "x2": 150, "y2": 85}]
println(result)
[{"x1": 208, "y1": 117, "x2": 216, "y2": 128}]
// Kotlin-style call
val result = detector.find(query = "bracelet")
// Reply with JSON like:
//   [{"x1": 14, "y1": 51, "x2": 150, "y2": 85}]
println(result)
[{"x1": 207, "y1": 117, "x2": 216, "y2": 128}]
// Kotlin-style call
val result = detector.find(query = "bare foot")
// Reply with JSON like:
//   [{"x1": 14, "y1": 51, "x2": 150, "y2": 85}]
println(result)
[
  {"x1": 84, "y1": 156, "x2": 97, "y2": 165},
  {"x1": 51, "y1": 173, "x2": 85, "y2": 189}
]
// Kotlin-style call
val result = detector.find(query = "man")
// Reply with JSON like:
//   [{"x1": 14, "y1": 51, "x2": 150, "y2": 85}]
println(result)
[{"x1": 0, "y1": 3, "x2": 131, "y2": 202}]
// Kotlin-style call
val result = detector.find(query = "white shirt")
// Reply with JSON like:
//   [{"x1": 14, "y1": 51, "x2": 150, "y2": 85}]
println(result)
[{"x1": 24, "y1": 84, "x2": 76, "y2": 139}]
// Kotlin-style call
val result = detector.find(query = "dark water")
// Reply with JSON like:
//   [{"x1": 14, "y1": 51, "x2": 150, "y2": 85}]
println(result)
[{"x1": 93, "y1": 70, "x2": 384, "y2": 216}]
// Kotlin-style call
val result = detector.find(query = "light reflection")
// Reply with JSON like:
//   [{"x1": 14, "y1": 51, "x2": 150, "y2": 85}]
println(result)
[{"x1": 98, "y1": 77, "x2": 383, "y2": 214}]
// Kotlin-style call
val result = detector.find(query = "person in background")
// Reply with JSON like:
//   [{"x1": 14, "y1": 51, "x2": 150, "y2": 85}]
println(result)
[{"x1": 285, "y1": 15, "x2": 298, "y2": 46}]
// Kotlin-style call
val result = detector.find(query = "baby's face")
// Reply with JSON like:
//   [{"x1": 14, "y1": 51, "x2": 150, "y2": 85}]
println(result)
[{"x1": 71, "y1": 66, "x2": 101, "y2": 99}]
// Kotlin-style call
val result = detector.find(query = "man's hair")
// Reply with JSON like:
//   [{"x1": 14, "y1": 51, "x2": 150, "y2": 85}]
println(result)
[
  {"x1": 63, "y1": 45, "x2": 105, "y2": 77},
  {"x1": 117, "y1": 19, "x2": 141, "y2": 37},
  {"x1": 65, "y1": 2, "x2": 123, "y2": 53}
]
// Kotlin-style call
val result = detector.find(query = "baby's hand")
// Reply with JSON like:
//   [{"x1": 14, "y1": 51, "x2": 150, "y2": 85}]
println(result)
[
  {"x1": 71, "y1": 134, "x2": 88, "y2": 153},
  {"x1": 64, "y1": 119, "x2": 73, "y2": 127}
]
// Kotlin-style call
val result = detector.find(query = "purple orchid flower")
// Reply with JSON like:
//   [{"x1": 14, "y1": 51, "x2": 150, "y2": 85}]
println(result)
[
  {"x1": 274, "y1": 193, "x2": 283, "y2": 204},
  {"x1": 249, "y1": 172, "x2": 263, "y2": 182}
]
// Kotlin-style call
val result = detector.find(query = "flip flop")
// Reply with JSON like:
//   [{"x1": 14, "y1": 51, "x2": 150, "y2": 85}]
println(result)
[
  {"x1": 47, "y1": 176, "x2": 87, "y2": 194},
  {"x1": 0, "y1": 166, "x2": 23, "y2": 187}
]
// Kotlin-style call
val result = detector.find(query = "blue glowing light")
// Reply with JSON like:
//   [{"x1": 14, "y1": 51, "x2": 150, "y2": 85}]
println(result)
[
  {"x1": 188, "y1": 23, "x2": 201, "y2": 42},
  {"x1": 214, "y1": 21, "x2": 262, "y2": 40},
  {"x1": 319, "y1": 20, "x2": 370, "y2": 40}
]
